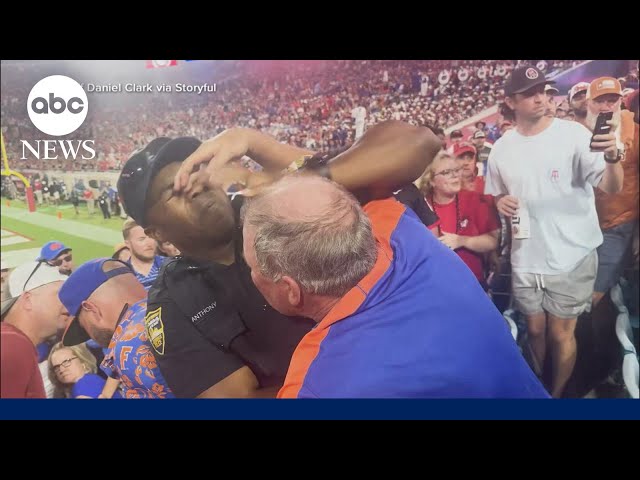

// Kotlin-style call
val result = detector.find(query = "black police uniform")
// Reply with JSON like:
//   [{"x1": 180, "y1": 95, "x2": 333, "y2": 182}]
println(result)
[
  {"x1": 301, "y1": 146, "x2": 438, "y2": 228},
  {"x1": 98, "y1": 193, "x2": 111, "y2": 219},
  {"x1": 392, "y1": 183, "x2": 438, "y2": 227},
  {"x1": 146, "y1": 195, "x2": 315, "y2": 397}
]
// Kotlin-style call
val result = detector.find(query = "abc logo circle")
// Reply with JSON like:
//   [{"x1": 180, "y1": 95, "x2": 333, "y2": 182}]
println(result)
[{"x1": 27, "y1": 75, "x2": 88, "y2": 136}]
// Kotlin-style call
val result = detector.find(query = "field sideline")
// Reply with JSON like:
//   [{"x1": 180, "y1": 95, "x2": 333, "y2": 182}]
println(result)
[{"x1": 1, "y1": 198, "x2": 125, "y2": 268}]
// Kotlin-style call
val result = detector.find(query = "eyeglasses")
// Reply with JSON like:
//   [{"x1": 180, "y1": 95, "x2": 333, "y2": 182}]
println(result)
[
  {"x1": 434, "y1": 167, "x2": 463, "y2": 178},
  {"x1": 52, "y1": 356, "x2": 78, "y2": 373},
  {"x1": 51, "y1": 254, "x2": 72, "y2": 267}
]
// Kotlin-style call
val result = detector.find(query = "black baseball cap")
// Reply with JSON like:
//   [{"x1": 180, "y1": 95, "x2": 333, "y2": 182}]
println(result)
[
  {"x1": 504, "y1": 65, "x2": 555, "y2": 97},
  {"x1": 117, "y1": 137, "x2": 202, "y2": 227}
]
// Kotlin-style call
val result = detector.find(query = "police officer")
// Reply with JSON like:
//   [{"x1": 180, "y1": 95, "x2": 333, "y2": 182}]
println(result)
[
  {"x1": 118, "y1": 121, "x2": 441, "y2": 398},
  {"x1": 98, "y1": 191, "x2": 111, "y2": 219},
  {"x1": 70, "y1": 189, "x2": 80, "y2": 215}
]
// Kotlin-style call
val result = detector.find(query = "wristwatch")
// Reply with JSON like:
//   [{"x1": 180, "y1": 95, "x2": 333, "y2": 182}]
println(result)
[{"x1": 298, "y1": 152, "x2": 333, "y2": 180}]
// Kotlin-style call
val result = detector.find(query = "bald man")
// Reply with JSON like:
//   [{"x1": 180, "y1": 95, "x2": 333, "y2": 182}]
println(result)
[
  {"x1": 59, "y1": 258, "x2": 174, "y2": 399},
  {"x1": 1, "y1": 261, "x2": 68, "y2": 398},
  {"x1": 242, "y1": 176, "x2": 549, "y2": 398}
]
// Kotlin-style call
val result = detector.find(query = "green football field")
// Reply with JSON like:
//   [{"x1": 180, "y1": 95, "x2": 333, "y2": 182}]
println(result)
[{"x1": 1, "y1": 197, "x2": 126, "y2": 269}]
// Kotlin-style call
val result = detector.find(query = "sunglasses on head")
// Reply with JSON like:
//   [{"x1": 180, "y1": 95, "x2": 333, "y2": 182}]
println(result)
[{"x1": 22, "y1": 260, "x2": 45, "y2": 293}]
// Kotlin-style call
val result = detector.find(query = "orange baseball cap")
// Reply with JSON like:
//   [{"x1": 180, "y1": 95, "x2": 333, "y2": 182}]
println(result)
[{"x1": 587, "y1": 77, "x2": 622, "y2": 100}]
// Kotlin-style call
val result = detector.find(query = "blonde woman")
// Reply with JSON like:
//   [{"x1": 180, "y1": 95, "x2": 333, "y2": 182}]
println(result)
[
  {"x1": 420, "y1": 151, "x2": 500, "y2": 289},
  {"x1": 47, "y1": 342, "x2": 121, "y2": 399}
]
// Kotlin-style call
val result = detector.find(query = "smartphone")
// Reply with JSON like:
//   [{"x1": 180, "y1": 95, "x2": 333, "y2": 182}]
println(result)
[{"x1": 590, "y1": 111, "x2": 613, "y2": 151}]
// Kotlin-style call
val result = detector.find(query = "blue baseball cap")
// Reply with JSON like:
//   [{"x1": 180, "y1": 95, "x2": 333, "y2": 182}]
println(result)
[
  {"x1": 59, "y1": 258, "x2": 133, "y2": 346},
  {"x1": 38, "y1": 241, "x2": 71, "y2": 262}
]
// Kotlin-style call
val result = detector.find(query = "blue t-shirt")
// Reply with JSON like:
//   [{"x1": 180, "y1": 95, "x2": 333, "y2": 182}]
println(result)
[
  {"x1": 36, "y1": 342, "x2": 52, "y2": 363},
  {"x1": 71, "y1": 373, "x2": 123, "y2": 399},
  {"x1": 280, "y1": 198, "x2": 550, "y2": 399},
  {"x1": 129, "y1": 256, "x2": 166, "y2": 290}
]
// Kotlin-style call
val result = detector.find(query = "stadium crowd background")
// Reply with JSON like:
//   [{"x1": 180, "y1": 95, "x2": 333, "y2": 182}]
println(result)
[
  {"x1": 1, "y1": 59, "x2": 638, "y2": 400},
  {"x1": 2, "y1": 59, "x2": 585, "y2": 173}
]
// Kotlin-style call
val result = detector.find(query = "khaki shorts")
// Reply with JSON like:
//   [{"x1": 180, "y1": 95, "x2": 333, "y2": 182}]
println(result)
[{"x1": 512, "y1": 250, "x2": 598, "y2": 319}]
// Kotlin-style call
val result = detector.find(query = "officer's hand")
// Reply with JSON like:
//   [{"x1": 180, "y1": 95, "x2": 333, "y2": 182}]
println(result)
[
  {"x1": 238, "y1": 171, "x2": 281, "y2": 197},
  {"x1": 187, "y1": 163, "x2": 252, "y2": 194},
  {"x1": 175, "y1": 128, "x2": 252, "y2": 193}
]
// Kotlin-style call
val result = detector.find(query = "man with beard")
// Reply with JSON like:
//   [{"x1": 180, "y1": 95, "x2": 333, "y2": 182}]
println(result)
[
  {"x1": 485, "y1": 66, "x2": 623, "y2": 398},
  {"x1": 121, "y1": 218, "x2": 166, "y2": 290},
  {"x1": 38, "y1": 241, "x2": 74, "y2": 276},
  {"x1": 544, "y1": 84, "x2": 559, "y2": 118},
  {"x1": 118, "y1": 121, "x2": 441, "y2": 398},
  {"x1": 569, "y1": 82, "x2": 590, "y2": 129},
  {"x1": 585, "y1": 77, "x2": 639, "y2": 308},
  {"x1": 60, "y1": 258, "x2": 174, "y2": 398},
  {"x1": 1, "y1": 261, "x2": 68, "y2": 398},
  {"x1": 471, "y1": 130, "x2": 492, "y2": 175}
]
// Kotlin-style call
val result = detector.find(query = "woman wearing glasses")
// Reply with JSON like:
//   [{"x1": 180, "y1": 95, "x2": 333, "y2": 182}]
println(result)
[
  {"x1": 47, "y1": 342, "x2": 121, "y2": 399},
  {"x1": 420, "y1": 152, "x2": 501, "y2": 289}
]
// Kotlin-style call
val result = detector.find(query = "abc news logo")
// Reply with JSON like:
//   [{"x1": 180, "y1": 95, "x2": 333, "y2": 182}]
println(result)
[
  {"x1": 31, "y1": 93, "x2": 84, "y2": 114},
  {"x1": 21, "y1": 75, "x2": 95, "y2": 160}
]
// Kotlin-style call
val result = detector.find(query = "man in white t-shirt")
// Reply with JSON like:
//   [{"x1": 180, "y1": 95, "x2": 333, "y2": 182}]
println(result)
[{"x1": 485, "y1": 65, "x2": 624, "y2": 398}]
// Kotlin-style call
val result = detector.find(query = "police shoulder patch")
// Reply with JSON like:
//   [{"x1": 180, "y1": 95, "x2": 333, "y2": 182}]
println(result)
[{"x1": 145, "y1": 307, "x2": 165, "y2": 356}]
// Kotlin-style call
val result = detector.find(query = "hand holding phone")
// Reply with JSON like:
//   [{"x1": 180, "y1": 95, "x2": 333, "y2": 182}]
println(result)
[{"x1": 590, "y1": 111, "x2": 614, "y2": 151}]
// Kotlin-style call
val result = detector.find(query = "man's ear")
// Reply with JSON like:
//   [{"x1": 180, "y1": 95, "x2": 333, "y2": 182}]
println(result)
[
  {"x1": 504, "y1": 96, "x2": 516, "y2": 110},
  {"x1": 80, "y1": 300, "x2": 102, "y2": 326},
  {"x1": 281, "y1": 276, "x2": 302, "y2": 308},
  {"x1": 21, "y1": 291, "x2": 34, "y2": 312}
]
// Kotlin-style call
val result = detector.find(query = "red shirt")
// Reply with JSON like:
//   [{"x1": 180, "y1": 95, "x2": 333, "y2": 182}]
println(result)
[
  {"x1": 462, "y1": 175, "x2": 486, "y2": 195},
  {"x1": 429, "y1": 190, "x2": 500, "y2": 284},
  {"x1": 0, "y1": 323, "x2": 46, "y2": 398}
]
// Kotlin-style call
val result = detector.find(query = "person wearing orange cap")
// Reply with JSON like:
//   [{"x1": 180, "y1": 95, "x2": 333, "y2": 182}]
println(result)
[{"x1": 585, "y1": 77, "x2": 639, "y2": 308}]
